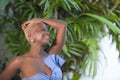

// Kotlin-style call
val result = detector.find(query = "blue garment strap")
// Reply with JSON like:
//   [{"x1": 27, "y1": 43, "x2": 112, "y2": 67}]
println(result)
[{"x1": 55, "y1": 55, "x2": 60, "y2": 68}]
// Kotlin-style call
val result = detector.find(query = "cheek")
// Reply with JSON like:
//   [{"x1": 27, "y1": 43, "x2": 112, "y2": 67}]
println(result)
[{"x1": 34, "y1": 33, "x2": 42, "y2": 40}]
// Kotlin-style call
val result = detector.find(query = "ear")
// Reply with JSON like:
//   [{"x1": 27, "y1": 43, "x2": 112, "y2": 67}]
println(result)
[
  {"x1": 21, "y1": 23, "x2": 30, "y2": 30},
  {"x1": 27, "y1": 33, "x2": 32, "y2": 38}
]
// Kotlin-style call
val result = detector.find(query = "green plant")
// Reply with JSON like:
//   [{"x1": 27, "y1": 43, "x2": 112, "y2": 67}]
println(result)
[{"x1": 0, "y1": 0, "x2": 120, "y2": 80}]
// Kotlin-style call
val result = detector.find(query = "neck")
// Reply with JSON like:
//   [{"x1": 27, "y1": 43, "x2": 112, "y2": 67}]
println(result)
[{"x1": 29, "y1": 44, "x2": 44, "y2": 57}]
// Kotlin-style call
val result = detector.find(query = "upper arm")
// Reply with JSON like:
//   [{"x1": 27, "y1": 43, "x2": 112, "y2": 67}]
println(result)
[
  {"x1": 48, "y1": 22, "x2": 67, "y2": 54},
  {"x1": 0, "y1": 57, "x2": 22, "y2": 80}
]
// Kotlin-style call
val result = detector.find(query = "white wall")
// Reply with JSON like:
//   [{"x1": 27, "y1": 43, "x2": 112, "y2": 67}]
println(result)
[
  {"x1": 80, "y1": 35, "x2": 120, "y2": 80},
  {"x1": 98, "y1": 35, "x2": 120, "y2": 80}
]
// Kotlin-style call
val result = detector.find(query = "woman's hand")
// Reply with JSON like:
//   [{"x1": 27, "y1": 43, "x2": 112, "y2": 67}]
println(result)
[
  {"x1": 21, "y1": 18, "x2": 42, "y2": 30},
  {"x1": 26, "y1": 18, "x2": 42, "y2": 23}
]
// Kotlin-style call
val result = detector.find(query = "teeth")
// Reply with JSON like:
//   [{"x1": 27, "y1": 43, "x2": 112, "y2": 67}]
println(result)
[{"x1": 45, "y1": 36, "x2": 49, "y2": 40}]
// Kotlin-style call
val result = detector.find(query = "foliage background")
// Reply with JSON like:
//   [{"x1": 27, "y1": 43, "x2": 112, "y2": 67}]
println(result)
[{"x1": 0, "y1": 0, "x2": 120, "y2": 80}]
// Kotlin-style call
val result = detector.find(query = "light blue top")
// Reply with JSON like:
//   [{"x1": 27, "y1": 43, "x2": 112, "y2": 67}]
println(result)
[{"x1": 22, "y1": 54, "x2": 65, "y2": 80}]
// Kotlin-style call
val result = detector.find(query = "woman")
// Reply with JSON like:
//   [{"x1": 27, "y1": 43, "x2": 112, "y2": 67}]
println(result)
[{"x1": 0, "y1": 18, "x2": 67, "y2": 80}]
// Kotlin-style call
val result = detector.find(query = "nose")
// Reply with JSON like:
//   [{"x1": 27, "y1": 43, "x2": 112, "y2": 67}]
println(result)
[{"x1": 45, "y1": 31, "x2": 50, "y2": 35}]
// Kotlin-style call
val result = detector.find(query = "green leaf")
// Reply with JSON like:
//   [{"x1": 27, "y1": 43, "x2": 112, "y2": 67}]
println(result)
[
  {"x1": 0, "y1": 0, "x2": 9, "y2": 9},
  {"x1": 88, "y1": 61, "x2": 93, "y2": 76},
  {"x1": 68, "y1": 0, "x2": 80, "y2": 11},
  {"x1": 85, "y1": 13, "x2": 120, "y2": 34}
]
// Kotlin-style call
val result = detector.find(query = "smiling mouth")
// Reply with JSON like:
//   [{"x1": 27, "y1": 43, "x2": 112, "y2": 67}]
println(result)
[{"x1": 44, "y1": 36, "x2": 50, "y2": 40}]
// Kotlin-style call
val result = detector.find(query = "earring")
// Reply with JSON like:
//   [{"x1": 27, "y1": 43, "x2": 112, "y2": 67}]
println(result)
[{"x1": 31, "y1": 39, "x2": 35, "y2": 43}]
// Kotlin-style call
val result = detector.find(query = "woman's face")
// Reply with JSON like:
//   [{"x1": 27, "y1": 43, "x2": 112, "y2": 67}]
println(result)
[{"x1": 31, "y1": 23, "x2": 50, "y2": 45}]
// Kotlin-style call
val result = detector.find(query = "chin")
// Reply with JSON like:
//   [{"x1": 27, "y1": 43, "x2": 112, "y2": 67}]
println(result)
[{"x1": 42, "y1": 42, "x2": 49, "y2": 46}]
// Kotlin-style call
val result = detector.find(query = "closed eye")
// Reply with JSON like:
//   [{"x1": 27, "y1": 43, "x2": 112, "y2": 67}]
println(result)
[
  {"x1": 36, "y1": 28, "x2": 46, "y2": 32},
  {"x1": 41, "y1": 28, "x2": 46, "y2": 31}
]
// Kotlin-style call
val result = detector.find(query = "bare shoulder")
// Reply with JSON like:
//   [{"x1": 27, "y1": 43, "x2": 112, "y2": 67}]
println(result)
[
  {"x1": 8, "y1": 56, "x2": 24, "y2": 67},
  {"x1": 0, "y1": 56, "x2": 24, "y2": 80}
]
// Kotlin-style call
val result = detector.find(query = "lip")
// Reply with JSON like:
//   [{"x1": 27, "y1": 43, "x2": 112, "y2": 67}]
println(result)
[{"x1": 44, "y1": 36, "x2": 50, "y2": 40}]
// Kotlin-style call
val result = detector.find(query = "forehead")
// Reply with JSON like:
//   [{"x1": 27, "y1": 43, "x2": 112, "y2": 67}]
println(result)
[{"x1": 33, "y1": 22, "x2": 47, "y2": 30}]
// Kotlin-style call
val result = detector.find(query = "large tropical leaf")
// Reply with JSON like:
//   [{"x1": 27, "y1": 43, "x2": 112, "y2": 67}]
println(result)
[
  {"x1": 85, "y1": 13, "x2": 120, "y2": 34},
  {"x1": 0, "y1": 0, "x2": 9, "y2": 9}
]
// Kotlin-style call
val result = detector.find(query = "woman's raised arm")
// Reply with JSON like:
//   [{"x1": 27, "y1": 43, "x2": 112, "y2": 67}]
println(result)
[
  {"x1": 41, "y1": 19, "x2": 67, "y2": 54},
  {"x1": 22, "y1": 18, "x2": 67, "y2": 54}
]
